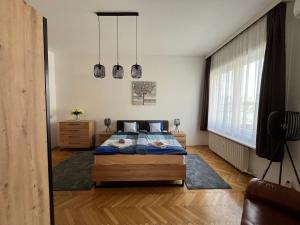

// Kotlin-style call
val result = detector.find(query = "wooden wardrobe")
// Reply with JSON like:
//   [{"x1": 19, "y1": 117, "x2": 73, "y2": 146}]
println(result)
[{"x1": 0, "y1": 0, "x2": 52, "y2": 225}]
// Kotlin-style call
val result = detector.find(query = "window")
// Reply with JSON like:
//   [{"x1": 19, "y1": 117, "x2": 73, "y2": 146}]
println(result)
[{"x1": 208, "y1": 17, "x2": 266, "y2": 148}]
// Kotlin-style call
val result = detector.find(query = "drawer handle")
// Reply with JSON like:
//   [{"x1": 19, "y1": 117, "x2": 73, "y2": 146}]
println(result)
[
  {"x1": 68, "y1": 130, "x2": 80, "y2": 132},
  {"x1": 60, "y1": 129, "x2": 81, "y2": 132}
]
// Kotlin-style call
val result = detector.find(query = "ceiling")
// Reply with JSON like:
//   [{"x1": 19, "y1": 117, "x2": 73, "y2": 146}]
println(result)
[{"x1": 26, "y1": 0, "x2": 276, "y2": 57}]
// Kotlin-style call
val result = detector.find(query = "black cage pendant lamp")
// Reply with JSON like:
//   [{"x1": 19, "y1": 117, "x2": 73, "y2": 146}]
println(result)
[
  {"x1": 94, "y1": 16, "x2": 105, "y2": 78},
  {"x1": 131, "y1": 16, "x2": 142, "y2": 78},
  {"x1": 112, "y1": 16, "x2": 124, "y2": 79},
  {"x1": 94, "y1": 12, "x2": 139, "y2": 79}
]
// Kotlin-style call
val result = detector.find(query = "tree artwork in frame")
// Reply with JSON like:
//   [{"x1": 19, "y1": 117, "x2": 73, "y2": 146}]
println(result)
[{"x1": 132, "y1": 81, "x2": 156, "y2": 105}]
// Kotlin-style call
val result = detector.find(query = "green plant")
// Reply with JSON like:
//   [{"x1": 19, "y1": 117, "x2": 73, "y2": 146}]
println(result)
[{"x1": 71, "y1": 108, "x2": 84, "y2": 116}]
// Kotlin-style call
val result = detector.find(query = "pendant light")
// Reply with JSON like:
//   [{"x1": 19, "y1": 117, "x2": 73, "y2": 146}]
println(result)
[
  {"x1": 94, "y1": 16, "x2": 105, "y2": 78},
  {"x1": 112, "y1": 16, "x2": 124, "y2": 79},
  {"x1": 131, "y1": 16, "x2": 142, "y2": 78}
]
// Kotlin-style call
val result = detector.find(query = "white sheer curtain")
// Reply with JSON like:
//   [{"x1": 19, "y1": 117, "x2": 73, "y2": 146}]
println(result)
[{"x1": 208, "y1": 17, "x2": 267, "y2": 148}]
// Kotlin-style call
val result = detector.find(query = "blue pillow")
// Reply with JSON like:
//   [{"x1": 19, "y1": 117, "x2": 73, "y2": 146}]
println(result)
[
  {"x1": 149, "y1": 122, "x2": 162, "y2": 132},
  {"x1": 124, "y1": 122, "x2": 138, "y2": 132}
]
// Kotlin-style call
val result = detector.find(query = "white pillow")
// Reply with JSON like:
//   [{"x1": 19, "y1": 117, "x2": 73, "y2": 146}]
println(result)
[
  {"x1": 149, "y1": 122, "x2": 162, "y2": 132},
  {"x1": 124, "y1": 122, "x2": 137, "y2": 132}
]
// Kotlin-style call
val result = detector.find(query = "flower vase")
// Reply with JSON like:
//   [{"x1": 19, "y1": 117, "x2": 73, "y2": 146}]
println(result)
[{"x1": 75, "y1": 114, "x2": 80, "y2": 121}]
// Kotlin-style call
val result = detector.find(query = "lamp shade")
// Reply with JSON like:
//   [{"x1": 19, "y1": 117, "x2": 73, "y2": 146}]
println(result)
[
  {"x1": 94, "y1": 16, "x2": 105, "y2": 79},
  {"x1": 104, "y1": 118, "x2": 111, "y2": 126},
  {"x1": 94, "y1": 64, "x2": 105, "y2": 78},
  {"x1": 112, "y1": 65, "x2": 124, "y2": 79},
  {"x1": 131, "y1": 64, "x2": 142, "y2": 78},
  {"x1": 131, "y1": 16, "x2": 142, "y2": 78},
  {"x1": 174, "y1": 118, "x2": 180, "y2": 126}
]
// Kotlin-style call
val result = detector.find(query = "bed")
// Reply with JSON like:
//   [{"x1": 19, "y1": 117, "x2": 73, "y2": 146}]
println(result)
[{"x1": 92, "y1": 120, "x2": 186, "y2": 186}]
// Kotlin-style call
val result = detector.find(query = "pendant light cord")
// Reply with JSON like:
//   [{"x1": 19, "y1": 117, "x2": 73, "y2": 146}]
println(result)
[
  {"x1": 117, "y1": 16, "x2": 119, "y2": 65},
  {"x1": 136, "y1": 16, "x2": 138, "y2": 64},
  {"x1": 98, "y1": 16, "x2": 101, "y2": 64}
]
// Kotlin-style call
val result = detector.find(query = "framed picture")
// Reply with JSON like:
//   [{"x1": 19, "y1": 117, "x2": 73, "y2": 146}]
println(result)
[{"x1": 132, "y1": 81, "x2": 156, "y2": 105}]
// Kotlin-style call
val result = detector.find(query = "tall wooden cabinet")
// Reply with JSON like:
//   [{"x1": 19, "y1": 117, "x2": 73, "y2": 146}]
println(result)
[{"x1": 0, "y1": 0, "x2": 51, "y2": 225}]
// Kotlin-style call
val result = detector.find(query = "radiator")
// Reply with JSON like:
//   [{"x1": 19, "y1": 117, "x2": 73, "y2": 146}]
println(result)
[{"x1": 208, "y1": 132, "x2": 250, "y2": 173}]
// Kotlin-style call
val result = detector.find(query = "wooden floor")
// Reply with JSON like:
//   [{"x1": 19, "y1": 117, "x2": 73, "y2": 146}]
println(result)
[{"x1": 52, "y1": 146, "x2": 252, "y2": 225}]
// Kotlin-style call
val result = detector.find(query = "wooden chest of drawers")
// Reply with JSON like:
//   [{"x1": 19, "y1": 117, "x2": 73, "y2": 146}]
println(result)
[
  {"x1": 171, "y1": 131, "x2": 186, "y2": 149},
  {"x1": 59, "y1": 120, "x2": 95, "y2": 148}
]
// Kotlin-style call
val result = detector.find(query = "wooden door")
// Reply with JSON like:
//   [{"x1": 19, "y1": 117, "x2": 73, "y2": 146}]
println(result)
[{"x1": 0, "y1": 0, "x2": 51, "y2": 225}]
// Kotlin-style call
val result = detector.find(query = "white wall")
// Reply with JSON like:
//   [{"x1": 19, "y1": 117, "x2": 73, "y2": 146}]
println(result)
[
  {"x1": 248, "y1": 4, "x2": 300, "y2": 190},
  {"x1": 54, "y1": 53, "x2": 208, "y2": 146},
  {"x1": 48, "y1": 51, "x2": 58, "y2": 148}
]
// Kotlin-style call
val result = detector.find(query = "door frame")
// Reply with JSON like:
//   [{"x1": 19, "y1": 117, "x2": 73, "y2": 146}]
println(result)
[{"x1": 43, "y1": 17, "x2": 55, "y2": 225}]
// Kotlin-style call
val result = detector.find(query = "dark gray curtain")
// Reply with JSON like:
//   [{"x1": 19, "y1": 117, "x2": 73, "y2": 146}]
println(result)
[
  {"x1": 200, "y1": 57, "x2": 211, "y2": 131},
  {"x1": 256, "y1": 3, "x2": 286, "y2": 162}
]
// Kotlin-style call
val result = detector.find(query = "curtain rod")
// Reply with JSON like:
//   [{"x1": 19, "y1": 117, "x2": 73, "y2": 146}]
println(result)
[{"x1": 205, "y1": 0, "x2": 293, "y2": 59}]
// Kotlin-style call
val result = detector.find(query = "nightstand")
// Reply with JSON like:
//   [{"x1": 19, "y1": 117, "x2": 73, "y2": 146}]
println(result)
[
  {"x1": 171, "y1": 131, "x2": 186, "y2": 149},
  {"x1": 59, "y1": 120, "x2": 95, "y2": 149},
  {"x1": 96, "y1": 131, "x2": 115, "y2": 146}
]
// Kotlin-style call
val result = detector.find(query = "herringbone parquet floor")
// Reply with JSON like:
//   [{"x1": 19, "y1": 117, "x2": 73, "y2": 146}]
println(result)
[{"x1": 53, "y1": 146, "x2": 252, "y2": 225}]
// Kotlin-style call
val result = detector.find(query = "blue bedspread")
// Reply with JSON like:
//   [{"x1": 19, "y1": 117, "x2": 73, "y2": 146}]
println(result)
[
  {"x1": 94, "y1": 132, "x2": 186, "y2": 155},
  {"x1": 136, "y1": 133, "x2": 186, "y2": 155},
  {"x1": 94, "y1": 132, "x2": 138, "y2": 154}
]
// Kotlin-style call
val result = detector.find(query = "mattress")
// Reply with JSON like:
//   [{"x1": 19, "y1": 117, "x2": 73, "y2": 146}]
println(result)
[{"x1": 94, "y1": 132, "x2": 187, "y2": 155}]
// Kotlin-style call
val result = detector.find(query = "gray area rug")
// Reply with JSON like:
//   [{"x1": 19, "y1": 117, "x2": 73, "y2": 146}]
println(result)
[
  {"x1": 52, "y1": 151, "x2": 94, "y2": 191},
  {"x1": 52, "y1": 152, "x2": 231, "y2": 190},
  {"x1": 185, "y1": 154, "x2": 231, "y2": 189}
]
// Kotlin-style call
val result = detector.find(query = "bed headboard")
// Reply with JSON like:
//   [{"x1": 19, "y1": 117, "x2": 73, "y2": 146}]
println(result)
[{"x1": 117, "y1": 120, "x2": 169, "y2": 132}]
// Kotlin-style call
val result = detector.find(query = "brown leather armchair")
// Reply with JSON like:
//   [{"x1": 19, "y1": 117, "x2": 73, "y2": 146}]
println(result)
[{"x1": 241, "y1": 178, "x2": 300, "y2": 225}]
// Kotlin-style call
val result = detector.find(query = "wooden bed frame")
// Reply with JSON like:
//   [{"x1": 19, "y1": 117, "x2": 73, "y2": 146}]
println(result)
[{"x1": 92, "y1": 120, "x2": 186, "y2": 186}]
